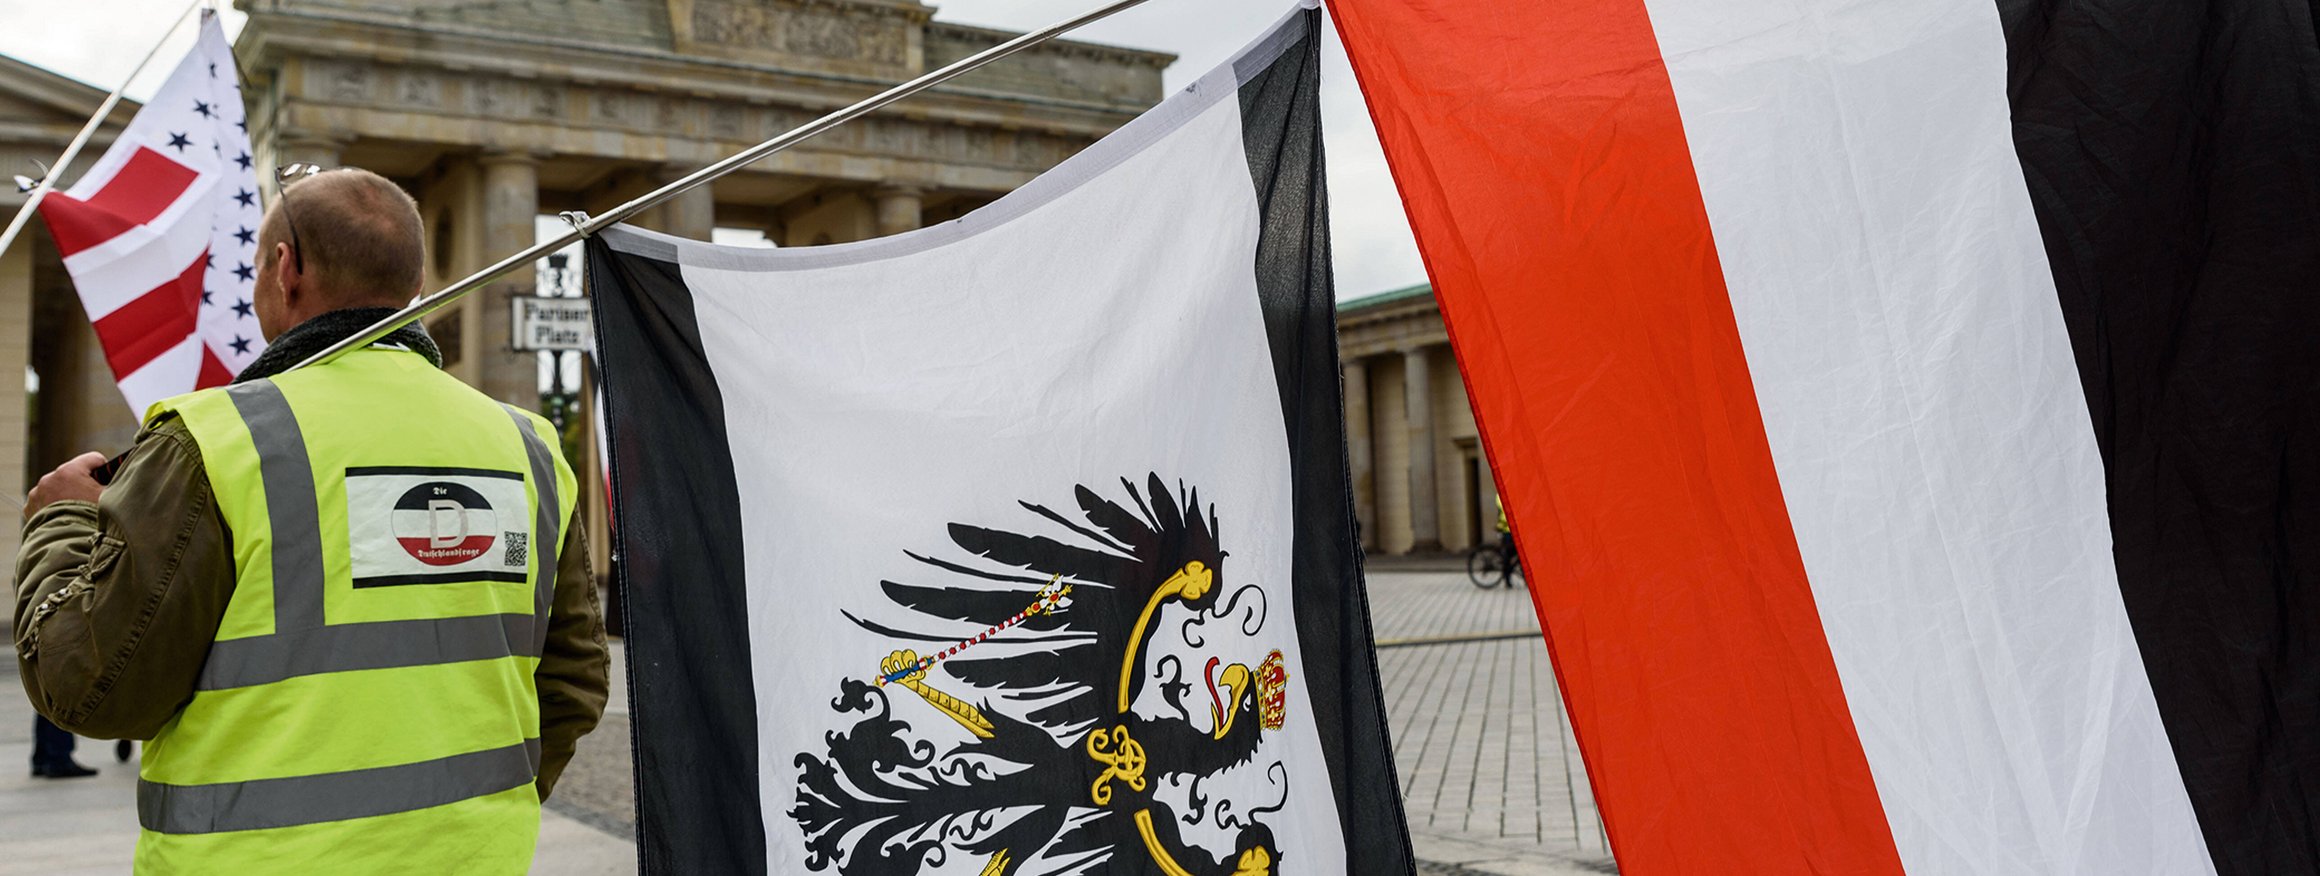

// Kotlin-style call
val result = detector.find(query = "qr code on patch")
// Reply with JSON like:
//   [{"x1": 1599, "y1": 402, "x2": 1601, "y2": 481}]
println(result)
[{"x1": 503, "y1": 532, "x2": 529, "y2": 568}]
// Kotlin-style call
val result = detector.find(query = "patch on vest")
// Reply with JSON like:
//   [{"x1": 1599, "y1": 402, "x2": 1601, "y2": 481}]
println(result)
[{"x1": 347, "y1": 466, "x2": 532, "y2": 587}]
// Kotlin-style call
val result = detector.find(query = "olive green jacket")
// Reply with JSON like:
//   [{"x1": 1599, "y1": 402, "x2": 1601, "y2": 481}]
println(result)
[{"x1": 11, "y1": 413, "x2": 611, "y2": 800}]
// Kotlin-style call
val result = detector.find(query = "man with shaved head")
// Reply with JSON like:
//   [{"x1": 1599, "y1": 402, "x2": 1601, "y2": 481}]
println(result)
[
  {"x1": 13, "y1": 167, "x2": 609, "y2": 873},
  {"x1": 250, "y1": 168, "x2": 430, "y2": 330}
]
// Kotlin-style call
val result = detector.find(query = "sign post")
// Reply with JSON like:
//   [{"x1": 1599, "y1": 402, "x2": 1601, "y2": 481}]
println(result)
[
  {"x1": 514, "y1": 286, "x2": 590, "y2": 430},
  {"x1": 510, "y1": 296, "x2": 593, "y2": 352}
]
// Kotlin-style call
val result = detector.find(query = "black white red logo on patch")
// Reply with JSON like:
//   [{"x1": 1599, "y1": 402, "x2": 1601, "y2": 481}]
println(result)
[{"x1": 391, "y1": 481, "x2": 500, "y2": 566}]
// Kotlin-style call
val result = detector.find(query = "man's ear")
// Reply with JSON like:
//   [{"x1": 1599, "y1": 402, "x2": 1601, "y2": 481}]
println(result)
[{"x1": 272, "y1": 241, "x2": 301, "y2": 306}]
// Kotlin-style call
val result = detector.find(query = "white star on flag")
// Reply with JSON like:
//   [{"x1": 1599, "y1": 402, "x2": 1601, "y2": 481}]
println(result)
[{"x1": 38, "y1": 10, "x2": 264, "y2": 417}]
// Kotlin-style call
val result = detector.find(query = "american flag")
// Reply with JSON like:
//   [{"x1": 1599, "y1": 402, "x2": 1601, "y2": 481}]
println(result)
[{"x1": 38, "y1": 11, "x2": 263, "y2": 416}]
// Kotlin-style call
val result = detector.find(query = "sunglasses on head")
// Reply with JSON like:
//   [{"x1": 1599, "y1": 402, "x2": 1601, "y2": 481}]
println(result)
[{"x1": 273, "y1": 163, "x2": 327, "y2": 274}]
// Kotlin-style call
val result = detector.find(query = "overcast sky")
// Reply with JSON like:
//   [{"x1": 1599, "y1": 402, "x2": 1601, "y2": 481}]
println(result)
[{"x1": 0, "y1": 0, "x2": 1427, "y2": 299}]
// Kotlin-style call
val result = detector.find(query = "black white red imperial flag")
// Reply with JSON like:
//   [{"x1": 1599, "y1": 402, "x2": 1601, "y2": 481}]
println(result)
[
  {"x1": 1331, "y1": 0, "x2": 2320, "y2": 873},
  {"x1": 587, "y1": 7, "x2": 1410, "y2": 874}
]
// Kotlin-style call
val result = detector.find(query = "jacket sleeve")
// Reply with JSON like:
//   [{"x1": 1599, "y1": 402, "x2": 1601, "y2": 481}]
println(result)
[
  {"x1": 12, "y1": 416, "x2": 236, "y2": 739},
  {"x1": 535, "y1": 524, "x2": 610, "y2": 800}
]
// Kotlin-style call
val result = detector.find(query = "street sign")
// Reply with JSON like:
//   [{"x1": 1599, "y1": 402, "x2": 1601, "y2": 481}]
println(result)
[{"x1": 511, "y1": 296, "x2": 593, "y2": 352}]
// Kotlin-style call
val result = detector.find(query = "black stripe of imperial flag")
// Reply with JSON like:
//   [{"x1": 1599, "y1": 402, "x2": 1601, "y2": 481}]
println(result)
[
  {"x1": 586, "y1": 238, "x2": 769, "y2": 875},
  {"x1": 1997, "y1": 1, "x2": 2320, "y2": 871},
  {"x1": 1233, "y1": 8, "x2": 1415, "y2": 872}
]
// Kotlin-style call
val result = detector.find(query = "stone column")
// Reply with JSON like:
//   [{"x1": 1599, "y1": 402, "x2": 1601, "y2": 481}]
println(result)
[
  {"x1": 1343, "y1": 356, "x2": 1375, "y2": 549},
  {"x1": 1403, "y1": 346, "x2": 1441, "y2": 551},
  {"x1": 474, "y1": 150, "x2": 540, "y2": 407},
  {"x1": 656, "y1": 164, "x2": 716, "y2": 241},
  {"x1": 0, "y1": 236, "x2": 29, "y2": 564},
  {"x1": 873, "y1": 183, "x2": 923, "y2": 237}
]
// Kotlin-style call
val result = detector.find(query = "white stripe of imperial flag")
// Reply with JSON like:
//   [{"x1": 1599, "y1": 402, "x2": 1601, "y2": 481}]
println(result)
[{"x1": 39, "y1": 10, "x2": 264, "y2": 416}]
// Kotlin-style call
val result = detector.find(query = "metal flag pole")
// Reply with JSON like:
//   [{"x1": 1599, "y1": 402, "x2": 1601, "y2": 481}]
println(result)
[
  {"x1": 0, "y1": 0, "x2": 207, "y2": 260},
  {"x1": 291, "y1": 0, "x2": 1157, "y2": 374}
]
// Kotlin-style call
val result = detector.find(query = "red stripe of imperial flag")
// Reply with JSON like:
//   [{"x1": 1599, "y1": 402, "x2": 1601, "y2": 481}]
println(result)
[{"x1": 1327, "y1": 0, "x2": 1905, "y2": 871}]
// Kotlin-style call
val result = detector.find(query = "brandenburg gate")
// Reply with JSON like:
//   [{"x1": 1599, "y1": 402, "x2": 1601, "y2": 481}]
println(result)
[{"x1": 0, "y1": 0, "x2": 1170, "y2": 577}]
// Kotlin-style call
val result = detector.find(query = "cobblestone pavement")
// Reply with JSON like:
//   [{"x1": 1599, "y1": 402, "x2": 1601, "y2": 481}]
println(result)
[
  {"x1": 1367, "y1": 567, "x2": 1614, "y2": 874},
  {"x1": 3, "y1": 568, "x2": 1616, "y2": 875}
]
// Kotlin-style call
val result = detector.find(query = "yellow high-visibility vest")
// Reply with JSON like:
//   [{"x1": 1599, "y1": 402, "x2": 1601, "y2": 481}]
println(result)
[{"x1": 136, "y1": 346, "x2": 578, "y2": 874}]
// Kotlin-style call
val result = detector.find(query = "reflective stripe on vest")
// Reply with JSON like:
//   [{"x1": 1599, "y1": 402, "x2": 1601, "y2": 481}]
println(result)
[
  {"x1": 139, "y1": 739, "x2": 542, "y2": 835},
  {"x1": 503, "y1": 403, "x2": 561, "y2": 657},
  {"x1": 140, "y1": 379, "x2": 564, "y2": 834}
]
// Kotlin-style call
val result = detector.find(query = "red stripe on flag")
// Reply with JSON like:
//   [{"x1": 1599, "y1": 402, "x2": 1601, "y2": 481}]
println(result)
[
  {"x1": 197, "y1": 346, "x2": 233, "y2": 388},
  {"x1": 92, "y1": 250, "x2": 203, "y2": 379},
  {"x1": 1330, "y1": 1, "x2": 1905, "y2": 872},
  {"x1": 38, "y1": 147, "x2": 201, "y2": 258}
]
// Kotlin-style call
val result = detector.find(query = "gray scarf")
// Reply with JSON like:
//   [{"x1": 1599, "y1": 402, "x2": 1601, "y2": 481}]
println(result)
[{"x1": 235, "y1": 307, "x2": 442, "y2": 383}]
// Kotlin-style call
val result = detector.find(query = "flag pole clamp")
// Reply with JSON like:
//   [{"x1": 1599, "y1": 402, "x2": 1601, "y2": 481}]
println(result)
[{"x1": 14, "y1": 160, "x2": 52, "y2": 193}]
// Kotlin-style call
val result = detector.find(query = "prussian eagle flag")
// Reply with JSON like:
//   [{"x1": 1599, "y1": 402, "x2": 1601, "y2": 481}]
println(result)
[
  {"x1": 39, "y1": 10, "x2": 265, "y2": 415},
  {"x1": 1331, "y1": 0, "x2": 2320, "y2": 873},
  {"x1": 588, "y1": 7, "x2": 1410, "y2": 874}
]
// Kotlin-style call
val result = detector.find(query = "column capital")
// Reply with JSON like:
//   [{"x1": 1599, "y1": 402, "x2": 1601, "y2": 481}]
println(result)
[
  {"x1": 478, "y1": 148, "x2": 545, "y2": 167},
  {"x1": 278, "y1": 133, "x2": 348, "y2": 152},
  {"x1": 872, "y1": 181, "x2": 929, "y2": 199},
  {"x1": 275, "y1": 134, "x2": 349, "y2": 172}
]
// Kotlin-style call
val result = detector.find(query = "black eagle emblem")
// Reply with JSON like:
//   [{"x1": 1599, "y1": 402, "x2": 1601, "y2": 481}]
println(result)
[{"x1": 792, "y1": 474, "x2": 1292, "y2": 875}]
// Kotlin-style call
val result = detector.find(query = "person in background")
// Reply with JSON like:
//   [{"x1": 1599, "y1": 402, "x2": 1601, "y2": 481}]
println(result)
[
  {"x1": 29, "y1": 714, "x2": 95, "y2": 778},
  {"x1": 1496, "y1": 496, "x2": 1513, "y2": 549}
]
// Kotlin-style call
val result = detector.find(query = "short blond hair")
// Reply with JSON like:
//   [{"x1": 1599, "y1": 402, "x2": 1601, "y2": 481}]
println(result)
[{"x1": 258, "y1": 168, "x2": 425, "y2": 306}]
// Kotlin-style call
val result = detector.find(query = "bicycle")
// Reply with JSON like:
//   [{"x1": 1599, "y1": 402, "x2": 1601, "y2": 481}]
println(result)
[{"x1": 1466, "y1": 532, "x2": 1521, "y2": 589}]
